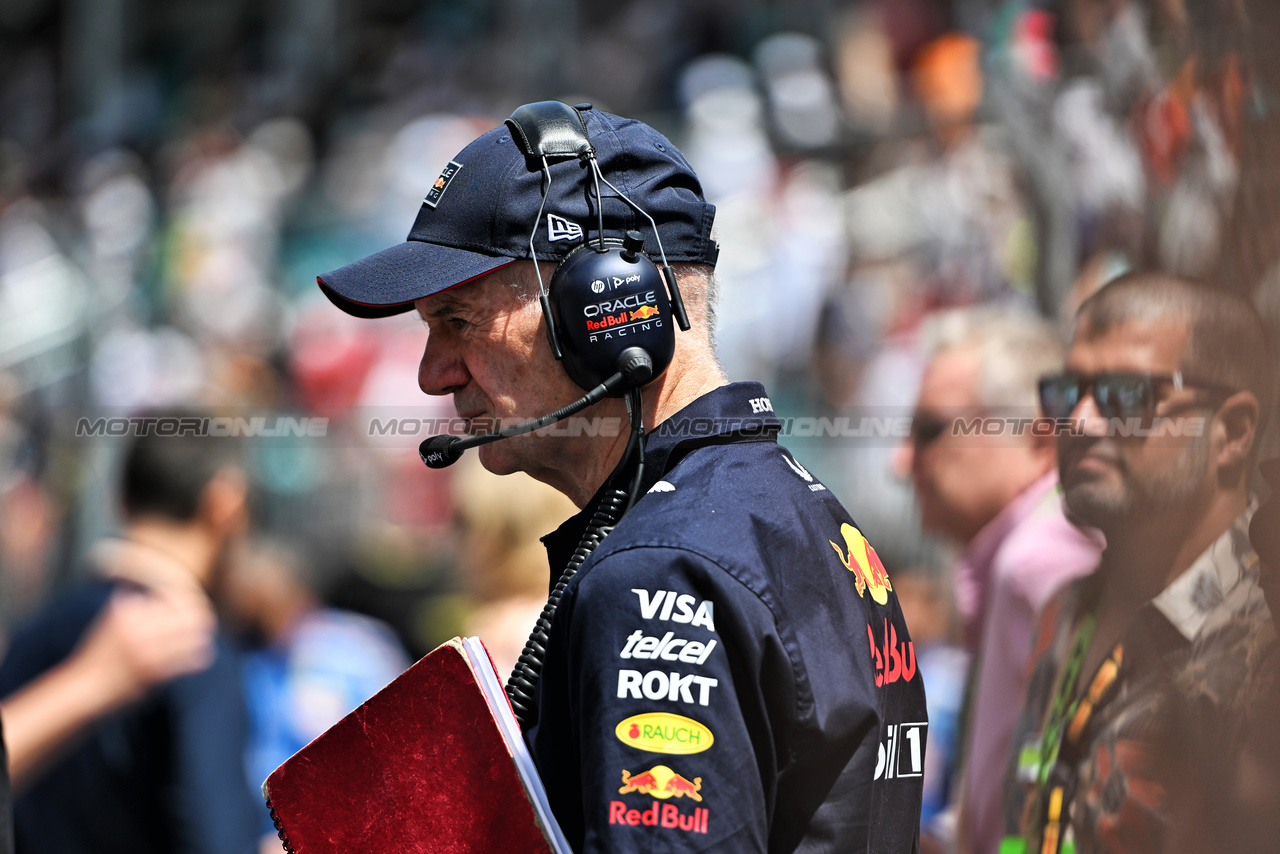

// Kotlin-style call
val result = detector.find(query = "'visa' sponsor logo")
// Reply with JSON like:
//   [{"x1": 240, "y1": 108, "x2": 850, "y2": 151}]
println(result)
[
  {"x1": 620, "y1": 631, "x2": 717, "y2": 664},
  {"x1": 618, "y1": 670, "x2": 718, "y2": 706},
  {"x1": 632, "y1": 589, "x2": 715, "y2": 631}
]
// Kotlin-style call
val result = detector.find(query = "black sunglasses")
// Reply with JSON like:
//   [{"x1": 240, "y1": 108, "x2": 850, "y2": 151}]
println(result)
[{"x1": 1037, "y1": 371, "x2": 1237, "y2": 421}]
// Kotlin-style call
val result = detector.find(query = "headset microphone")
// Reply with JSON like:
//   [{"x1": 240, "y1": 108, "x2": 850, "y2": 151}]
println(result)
[{"x1": 418, "y1": 347, "x2": 654, "y2": 469}]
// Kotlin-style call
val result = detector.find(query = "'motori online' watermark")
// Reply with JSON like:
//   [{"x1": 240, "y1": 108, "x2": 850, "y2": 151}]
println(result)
[
  {"x1": 66, "y1": 411, "x2": 1208, "y2": 444},
  {"x1": 75, "y1": 415, "x2": 330, "y2": 438},
  {"x1": 948, "y1": 415, "x2": 1206, "y2": 439}
]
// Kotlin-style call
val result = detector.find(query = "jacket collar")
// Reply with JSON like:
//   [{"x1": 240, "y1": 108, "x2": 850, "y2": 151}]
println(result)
[{"x1": 541, "y1": 382, "x2": 780, "y2": 574}]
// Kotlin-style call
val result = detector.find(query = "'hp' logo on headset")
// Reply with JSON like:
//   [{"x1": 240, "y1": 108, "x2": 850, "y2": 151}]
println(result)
[{"x1": 591, "y1": 280, "x2": 606, "y2": 293}]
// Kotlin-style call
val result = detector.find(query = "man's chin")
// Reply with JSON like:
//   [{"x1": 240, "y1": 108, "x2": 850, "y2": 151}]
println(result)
[
  {"x1": 1063, "y1": 484, "x2": 1128, "y2": 529},
  {"x1": 476, "y1": 442, "x2": 523, "y2": 477}
]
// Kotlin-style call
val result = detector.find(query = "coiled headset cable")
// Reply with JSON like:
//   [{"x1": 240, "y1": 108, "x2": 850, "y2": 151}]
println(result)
[{"x1": 505, "y1": 387, "x2": 646, "y2": 729}]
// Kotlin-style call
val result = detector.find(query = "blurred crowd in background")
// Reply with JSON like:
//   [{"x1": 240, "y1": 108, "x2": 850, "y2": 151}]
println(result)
[{"x1": 3, "y1": 0, "x2": 1280, "y2": 848}]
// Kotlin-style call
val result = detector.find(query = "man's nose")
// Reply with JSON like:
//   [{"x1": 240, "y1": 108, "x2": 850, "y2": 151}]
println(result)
[
  {"x1": 1067, "y1": 388, "x2": 1110, "y2": 437},
  {"x1": 418, "y1": 334, "x2": 468, "y2": 396}
]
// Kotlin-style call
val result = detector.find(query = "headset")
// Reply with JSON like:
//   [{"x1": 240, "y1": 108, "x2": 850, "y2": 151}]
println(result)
[
  {"x1": 418, "y1": 101, "x2": 692, "y2": 470},
  {"x1": 423, "y1": 101, "x2": 697, "y2": 727},
  {"x1": 507, "y1": 100, "x2": 690, "y2": 385}
]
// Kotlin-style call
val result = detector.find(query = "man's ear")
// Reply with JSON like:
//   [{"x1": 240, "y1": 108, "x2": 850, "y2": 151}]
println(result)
[
  {"x1": 199, "y1": 467, "x2": 250, "y2": 537},
  {"x1": 1214, "y1": 391, "x2": 1260, "y2": 472}
]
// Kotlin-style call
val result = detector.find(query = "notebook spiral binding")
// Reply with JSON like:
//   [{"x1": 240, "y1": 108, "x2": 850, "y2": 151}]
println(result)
[{"x1": 264, "y1": 793, "x2": 296, "y2": 854}]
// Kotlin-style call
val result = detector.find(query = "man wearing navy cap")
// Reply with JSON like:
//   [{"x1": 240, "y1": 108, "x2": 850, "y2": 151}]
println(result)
[{"x1": 319, "y1": 102, "x2": 927, "y2": 853}]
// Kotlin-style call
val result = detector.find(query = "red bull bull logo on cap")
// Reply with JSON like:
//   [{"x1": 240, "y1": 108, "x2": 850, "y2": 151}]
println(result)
[{"x1": 830, "y1": 523, "x2": 893, "y2": 605}]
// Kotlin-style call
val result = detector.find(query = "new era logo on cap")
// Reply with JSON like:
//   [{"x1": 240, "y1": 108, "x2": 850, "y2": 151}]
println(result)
[{"x1": 547, "y1": 214, "x2": 583, "y2": 242}]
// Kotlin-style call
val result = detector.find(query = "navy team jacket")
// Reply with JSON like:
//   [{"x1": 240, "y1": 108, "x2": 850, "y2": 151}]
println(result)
[{"x1": 525, "y1": 382, "x2": 927, "y2": 853}]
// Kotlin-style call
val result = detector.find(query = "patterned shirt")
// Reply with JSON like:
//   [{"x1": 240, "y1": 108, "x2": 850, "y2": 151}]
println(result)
[{"x1": 1002, "y1": 506, "x2": 1277, "y2": 854}]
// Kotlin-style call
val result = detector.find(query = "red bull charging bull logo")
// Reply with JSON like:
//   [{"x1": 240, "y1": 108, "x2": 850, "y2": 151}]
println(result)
[
  {"x1": 630, "y1": 305, "x2": 660, "y2": 321},
  {"x1": 619, "y1": 765, "x2": 703, "y2": 801},
  {"x1": 829, "y1": 523, "x2": 893, "y2": 605},
  {"x1": 611, "y1": 764, "x2": 710, "y2": 834}
]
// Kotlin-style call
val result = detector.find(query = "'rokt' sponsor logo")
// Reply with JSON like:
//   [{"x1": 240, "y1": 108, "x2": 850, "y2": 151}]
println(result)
[{"x1": 617, "y1": 670, "x2": 718, "y2": 706}]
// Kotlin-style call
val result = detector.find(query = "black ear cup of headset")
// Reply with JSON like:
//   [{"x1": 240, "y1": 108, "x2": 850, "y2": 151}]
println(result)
[{"x1": 546, "y1": 230, "x2": 676, "y2": 392}]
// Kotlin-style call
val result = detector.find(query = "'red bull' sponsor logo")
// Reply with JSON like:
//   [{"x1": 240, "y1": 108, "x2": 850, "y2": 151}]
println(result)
[
  {"x1": 868, "y1": 619, "x2": 916, "y2": 686},
  {"x1": 619, "y1": 765, "x2": 703, "y2": 800},
  {"x1": 631, "y1": 305, "x2": 660, "y2": 321},
  {"x1": 586, "y1": 311, "x2": 630, "y2": 332},
  {"x1": 608, "y1": 801, "x2": 710, "y2": 833},
  {"x1": 616, "y1": 712, "x2": 715, "y2": 754},
  {"x1": 830, "y1": 523, "x2": 893, "y2": 605},
  {"x1": 611, "y1": 765, "x2": 710, "y2": 834}
]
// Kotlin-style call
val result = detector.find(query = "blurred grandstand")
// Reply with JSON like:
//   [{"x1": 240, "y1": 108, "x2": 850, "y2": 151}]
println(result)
[{"x1": 1, "y1": 0, "x2": 1278, "y2": 685}]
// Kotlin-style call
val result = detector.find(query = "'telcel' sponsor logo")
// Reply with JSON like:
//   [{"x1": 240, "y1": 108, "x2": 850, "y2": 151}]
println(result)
[
  {"x1": 619, "y1": 630, "x2": 717, "y2": 664},
  {"x1": 615, "y1": 713, "x2": 715, "y2": 755}
]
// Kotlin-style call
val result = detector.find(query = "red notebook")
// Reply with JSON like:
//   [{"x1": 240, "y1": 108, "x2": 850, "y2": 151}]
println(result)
[{"x1": 262, "y1": 636, "x2": 571, "y2": 854}]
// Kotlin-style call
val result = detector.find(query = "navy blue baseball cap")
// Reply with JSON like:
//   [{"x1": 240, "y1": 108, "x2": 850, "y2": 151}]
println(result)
[{"x1": 317, "y1": 104, "x2": 719, "y2": 318}]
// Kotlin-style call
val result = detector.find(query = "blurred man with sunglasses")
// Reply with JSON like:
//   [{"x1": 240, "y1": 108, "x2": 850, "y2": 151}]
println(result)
[
  {"x1": 894, "y1": 308, "x2": 1100, "y2": 854},
  {"x1": 1001, "y1": 273, "x2": 1277, "y2": 854}
]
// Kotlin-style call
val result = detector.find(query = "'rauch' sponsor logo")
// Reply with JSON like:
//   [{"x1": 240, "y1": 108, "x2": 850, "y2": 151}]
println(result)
[
  {"x1": 615, "y1": 713, "x2": 715, "y2": 755},
  {"x1": 617, "y1": 670, "x2": 718, "y2": 706},
  {"x1": 830, "y1": 523, "x2": 893, "y2": 605},
  {"x1": 875, "y1": 722, "x2": 927, "y2": 781},
  {"x1": 619, "y1": 630, "x2": 717, "y2": 664},
  {"x1": 632, "y1": 589, "x2": 715, "y2": 631}
]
